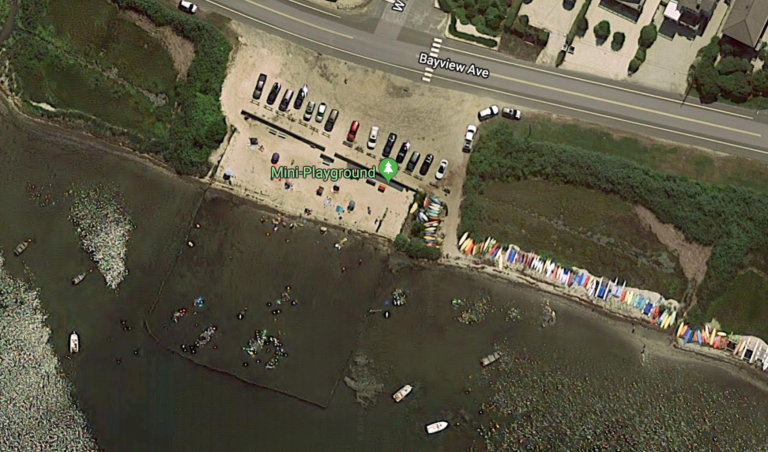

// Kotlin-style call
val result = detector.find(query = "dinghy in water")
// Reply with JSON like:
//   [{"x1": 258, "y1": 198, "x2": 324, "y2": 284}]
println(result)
[
  {"x1": 72, "y1": 270, "x2": 92, "y2": 285},
  {"x1": 426, "y1": 421, "x2": 449, "y2": 434},
  {"x1": 69, "y1": 332, "x2": 80, "y2": 354},
  {"x1": 393, "y1": 384, "x2": 413, "y2": 402},
  {"x1": 14, "y1": 239, "x2": 32, "y2": 256}
]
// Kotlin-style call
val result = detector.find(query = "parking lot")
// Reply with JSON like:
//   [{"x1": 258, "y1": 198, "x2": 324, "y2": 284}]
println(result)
[{"x1": 215, "y1": 22, "x2": 507, "y2": 241}]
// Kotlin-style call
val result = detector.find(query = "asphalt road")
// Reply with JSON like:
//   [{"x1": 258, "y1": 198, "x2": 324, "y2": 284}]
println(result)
[{"x1": 201, "y1": 0, "x2": 768, "y2": 161}]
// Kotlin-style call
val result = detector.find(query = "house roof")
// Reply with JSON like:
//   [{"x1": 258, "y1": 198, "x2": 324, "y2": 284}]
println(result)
[
  {"x1": 722, "y1": 0, "x2": 768, "y2": 48},
  {"x1": 614, "y1": 0, "x2": 646, "y2": 10},
  {"x1": 678, "y1": 0, "x2": 716, "y2": 15}
]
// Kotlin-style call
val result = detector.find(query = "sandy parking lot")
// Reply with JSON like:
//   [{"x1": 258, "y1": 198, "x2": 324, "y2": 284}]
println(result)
[{"x1": 215, "y1": 22, "x2": 500, "y2": 244}]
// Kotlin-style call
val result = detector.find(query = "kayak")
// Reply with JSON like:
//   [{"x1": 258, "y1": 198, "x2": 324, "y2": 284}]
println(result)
[{"x1": 409, "y1": 203, "x2": 418, "y2": 214}]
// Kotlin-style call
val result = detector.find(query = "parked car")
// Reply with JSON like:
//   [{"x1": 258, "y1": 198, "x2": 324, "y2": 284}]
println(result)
[
  {"x1": 382, "y1": 133, "x2": 397, "y2": 157},
  {"x1": 435, "y1": 159, "x2": 448, "y2": 180},
  {"x1": 315, "y1": 103, "x2": 327, "y2": 123},
  {"x1": 419, "y1": 154, "x2": 434, "y2": 176},
  {"x1": 266, "y1": 82, "x2": 281, "y2": 105},
  {"x1": 303, "y1": 101, "x2": 316, "y2": 121},
  {"x1": 406, "y1": 152, "x2": 421, "y2": 172},
  {"x1": 278, "y1": 89, "x2": 294, "y2": 112},
  {"x1": 178, "y1": 0, "x2": 198, "y2": 14},
  {"x1": 502, "y1": 107, "x2": 522, "y2": 120},
  {"x1": 478, "y1": 105, "x2": 499, "y2": 121},
  {"x1": 396, "y1": 141, "x2": 410, "y2": 163},
  {"x1": 324, "y1": 109, "x2": 339, "y2": 132},
  {"x1": 463, "y1": 125, "x2": 477, "y2": 153},
  {"x1": 252, "y1": 74, "x2": 267, "y2": 100},
  {"x1": 367, "y1": 127, "x2": 379, "y2": 149},
  {"x1": 293, "y1": 85, "x2": 309, "y2": 110},
  {"x1": 271, "y1": 153, "x2": 280, "y2": 164},
  {"x1": 347, "y1": 121, "x2": 360, "y2": 142}
]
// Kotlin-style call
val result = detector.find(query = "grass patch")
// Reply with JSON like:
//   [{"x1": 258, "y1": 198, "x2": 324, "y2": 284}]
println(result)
[
  {"x1": 498, "y1": 33, "x2": 543, "y2": 62},
  {"x1": 708, "y1": 270, "x2": 768, "y2": 338},
  {"x1": 493, "y1": 114, "x2": 768, "y2": 193},
  {"x1": 43, "y1": 0, "x2": 177, "y2": 94},
  {"x1": 477, "y1": 179, "x2": 687, "y2": 297}
]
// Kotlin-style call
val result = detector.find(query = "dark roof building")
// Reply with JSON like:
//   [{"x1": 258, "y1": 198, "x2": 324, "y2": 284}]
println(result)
[
  {"x1": 722, "y1": 0, "x2": 768, "y2": 48},
  {"x1": 678, "y1": 0, "x2": 717, "y2": 30}
]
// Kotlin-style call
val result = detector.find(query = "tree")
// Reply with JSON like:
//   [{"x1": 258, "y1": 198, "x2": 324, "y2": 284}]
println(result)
[
  {"x1": 593, "y1": 20, "x2": 610, "y2": 42},
  {"x1": 576, "y1": 17, "x2": 589, "y2": 37},
  {"x1": 697, "y1": 37, "x2": 720, "y2": 63},
  {"x1": 690, "y1": 61, "x2": 721, "y2": 102},
  {"x1": 485, "y1": 6, "x2": 502, "y2": 30},
  {"x1": 503, "y1": 9, "x2": 517, "y2": 31},
  {"x1": 628, "y1": 58, "x2": 640, "y2": 74},
  {"x1": 718, "y1": 72, "x2": 752, "y2": 102},
  {"x1": 753, "y1": 69, "x2": 768, "y2": 97},
  {"x1": 716, "y1": 56, "x2": 754, "y2": 75},
  {"x1": 638, "y1": 24, "x2": 657, "y2": 48},
  {"x1": 477, "y1": 0, "x2": 492, "y2": 13},
  {"x1": 611, "y1": 31, "x2": 625, "y2": 51}
]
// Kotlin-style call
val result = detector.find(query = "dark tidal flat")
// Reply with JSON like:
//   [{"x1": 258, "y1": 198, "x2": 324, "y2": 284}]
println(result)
[{"x1": 149, "y1": 191, "x2": 388, "y2": 406}]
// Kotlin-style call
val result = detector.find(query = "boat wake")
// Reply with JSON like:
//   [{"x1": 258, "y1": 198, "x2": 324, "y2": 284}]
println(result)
[{"x1": 0, "y1": 254, "x2": 98, "y2": 452}]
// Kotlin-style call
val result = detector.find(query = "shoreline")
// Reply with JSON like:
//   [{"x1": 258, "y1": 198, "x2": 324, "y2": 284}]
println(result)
[{"x1": 1, "y1": 73, "x2": 767, "y2": 396}]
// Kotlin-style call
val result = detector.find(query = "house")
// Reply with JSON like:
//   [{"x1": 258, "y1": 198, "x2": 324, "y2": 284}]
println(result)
[
  {"x1": 678, "y1": 0, "x2": 717, "y2": 31},
  {"x1": 721, "y1": 0, "x2": 768, "y2": 48},
  {"x1": 610, "y1": 0, "x2": 648, "y2": 16}
]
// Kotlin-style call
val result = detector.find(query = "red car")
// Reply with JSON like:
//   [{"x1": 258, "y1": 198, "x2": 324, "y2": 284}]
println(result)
[{"x1": 347, "y1": 121, "x2": 360, "y2": 142}]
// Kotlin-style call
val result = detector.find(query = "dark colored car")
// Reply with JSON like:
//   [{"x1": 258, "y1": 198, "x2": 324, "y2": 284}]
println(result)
[
  {"x1": 347, "y1": 121, "x2": 360, "y2": 142},
  {"x1": 252, "y1": 74, "x2": 267, "y2": 100},
  {"x1": 382, "y1": 133, "x2": 397, "y2": 157},
  {"x1": 419, "y1": 154, "x2": 434, "y2": 176},
  {"x1": 293, "y1": 85, "x2": 308, "y2": 110},
  {"x1": 396, "y1": 141, "x2": 410, "y2": 164},
  {"x1": 324, "y1": 109, "x2": 339, "y2": 132},
  {"x1": 279, "y1": 89, "x2": 294, "y2": 112},
  {"x1": 266, "y1": 82, "x2": 281, "y2": 105},
  {"x1": 406, "y1": 152, "x2": 421, "y2": 172},
  {"x1": 271, "y1": 153, "x2": 280, "y2": 164}
]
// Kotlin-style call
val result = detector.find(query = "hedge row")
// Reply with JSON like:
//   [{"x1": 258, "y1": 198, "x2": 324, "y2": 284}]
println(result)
[
  {"x1": 460, "y1": 121, "x2": 768, "y2": 308},
  {"x1": 448, "y1": 13, "x2": 498, "y2": 47},
  {"x1": 394, "y1": 234, "x2": 441, "y2": 260},
  {"x1": 566, "y1": 0, "x2": 591, "y2": 45}
]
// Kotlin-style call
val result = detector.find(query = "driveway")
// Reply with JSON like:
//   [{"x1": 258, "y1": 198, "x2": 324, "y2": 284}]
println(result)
[{"x1": 520, "y1": 0, "x2": 582, "y2": 64}]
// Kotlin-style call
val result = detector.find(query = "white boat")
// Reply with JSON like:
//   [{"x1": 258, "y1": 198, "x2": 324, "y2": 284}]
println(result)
[
  {"x1": 72, "y1": 270, "x2": 91, "y2": 285},
  {"x1": 69, "y1": 332, "x2": 80, "y2": 354},
  {"x1": 14, "y1": 239, "x2": 31, "y2": 256},
  {"x1": 426, "y1": 421, "x2": 449, "y2": 434},
  {"x1": 481, "y1": 351, "x2": 503, "y2": 367},
  {"x1": 392, "y1": 384, "x2": 413, "y2": 402}
]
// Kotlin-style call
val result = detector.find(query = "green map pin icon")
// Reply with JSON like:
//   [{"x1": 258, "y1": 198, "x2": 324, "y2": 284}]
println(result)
[{"x1": 379, "y1": 158, "x2": 398, "y2": 183}]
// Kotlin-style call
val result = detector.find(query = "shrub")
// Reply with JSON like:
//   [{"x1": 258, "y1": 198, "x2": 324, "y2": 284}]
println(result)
[
  {"x1": 638, "y1": 24, "x2": 657, "y2": 49},
  {"x1": 698, "y1": 36, "x2": 720, "y2": 62},
  {"x1": 537, "y1": 29, "x2": 550, "y2": 46},
  {"x1": 555, "y1": 50, "x2": 566, "y2": 66},
  {"x1": 593, "y1": 20, "x2": 610, "y2": 41},
  {"x1": 394, "y1": 234, "x2": 442, "y2": 260},
  {"x1": 438, "y1": 0, "x2": 452, "y2": 12},
  {"x1": 716, "y1": 56, "x2": 754, "y2": 75},
  {"x1": 628, "y1": 58, "x2": 640, "y2": 73},
  {"x1": 448, "y1": 13, "x2": 498, "y2": 47},
  {"x1": 576, "y1": 17, "x2": 589, "y2": 37},
  {"x1": 753, "y1": 69, "x2": 768, "y2": 97},
  {"x1": 718, "y1": 72, "x2": 752, "y2": 102},
  {"x1": 566, "y1": 0, "x2": 592, "y2": 45},
  {"x1": 635, "y1": 47, "x2": 646, "y2": 62},
  {"x1": 611, "y1": 31, "x2": 625, "y2": 51},
  {"x1": 760, "y1": 42, "x2": 768, "y2": 62}
]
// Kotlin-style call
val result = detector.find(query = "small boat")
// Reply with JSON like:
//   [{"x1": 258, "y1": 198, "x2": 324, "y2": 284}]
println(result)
[
  {"x1": 69, "y1": 331, "x2": 80, "y2": 354},
  {"x1": 393, "y1": 384, "x2": 413, "y2": 402},
  {"x1": 72, "y1": 270, "x2": 92, "y2": 285},
  {"x1": 481, "y1": 351, "x2": 503, "y2": 367},
  {"x1": 14, "y1": 239, "x2": 32, "y2": 256},
  {"x1": 426, "y1": 421, "x2": 449, "y2": 435}
]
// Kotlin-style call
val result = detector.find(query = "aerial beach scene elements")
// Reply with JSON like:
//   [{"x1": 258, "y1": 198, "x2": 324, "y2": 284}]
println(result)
[{"x1": 4, "y1": 0, "x2": 768, "y2": 451}]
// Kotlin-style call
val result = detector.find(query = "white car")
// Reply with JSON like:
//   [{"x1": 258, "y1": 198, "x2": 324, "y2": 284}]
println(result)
[
  {"x1": 435, "y1": 159, "x2": 448, "y2": 180},
  {"x1": 502, "y1": 107, "x2": 522, "y2": 120},
  {"x1": 367, "y1": 126, "x2": 379, "y2": 149},
  {"x1": 478, "y1": 105, "x2": 499, "y2": 121},
  {"x1": 315, "y1": 103, "x2": 327, "y2": 123},
  {"x1": 463, "y1": 125, "x2": 477, "y2": 153},
  {"x1": 178, "y1": 0, "x2": 198, "y2": 14}
]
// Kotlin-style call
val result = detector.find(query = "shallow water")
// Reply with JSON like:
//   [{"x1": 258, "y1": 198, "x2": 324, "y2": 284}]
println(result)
[{"x1": 1, "y1": 108, "x2": 768, "y2": 452}]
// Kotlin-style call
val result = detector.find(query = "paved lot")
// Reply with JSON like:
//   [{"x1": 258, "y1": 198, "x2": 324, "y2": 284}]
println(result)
[
  {"x1": 631, "y1": 0, "x2": 728, "y2": 93},
  {"x1": 561, "y1": 0, "x2": 661, "y2": 80},
  {"x1": 522, "y1": 0, "x2": 582, "y2": 65}
]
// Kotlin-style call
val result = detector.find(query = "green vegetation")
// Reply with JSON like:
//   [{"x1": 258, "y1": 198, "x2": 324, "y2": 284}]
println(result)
[
  {"x1": 611, "y1": 31, "x2": 624, "y2": 51},
  {"x1": 638, "y1": 24, "x2": 657, "y2": 49},
  {"x1": 690, "y1": 36, "x2": 768, "y2": 106},
  {"x1": 394, "y1": 234, "x2": 441, "y2": 260},
  {"x1": 460, "y1": 119, "x2": 768, "y2": 334},
  {"x1": 446, "y1": 0, "x2": 508, "y2": 36},
  {"x1": 593, "y1": 20, "x2": 610, "y2": 42},
  {"x1": 576, "y1": 16, "x2": 588, "y2": 37},
  {"x1": 708, "y1": 270, "x2": 768, "y2": 338},
  {"x1": 507, "y1": 14, "x2": 549, "y2": 47},
  {"x1": 0, "y1": 0, "x2": 9, "y2": 26},
  {"x1": 448, "y1": 13, "x2": 498, "y2": 47},
  {"x1": 566, "y1": 0, "x2": 592, "y2": 45},
  {"x1": 3, "y1": 0, "x2": 232, "y2": 176}
]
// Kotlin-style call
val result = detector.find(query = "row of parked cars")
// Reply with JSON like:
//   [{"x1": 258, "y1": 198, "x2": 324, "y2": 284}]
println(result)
[
  {"x1": 462, "y1": 105, "x2": 522, "y2": 153},
  {"x1": 252, "y1": 74, "x2": 340, "y2": 132},
  {"x1": 346, "y1": 123, "x2": 448, "y2": 180}
]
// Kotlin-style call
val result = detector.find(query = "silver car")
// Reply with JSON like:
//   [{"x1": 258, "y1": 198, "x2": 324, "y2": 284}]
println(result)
[{"x1": 303, "y1": 101, "x2": 315, "y2": 121}]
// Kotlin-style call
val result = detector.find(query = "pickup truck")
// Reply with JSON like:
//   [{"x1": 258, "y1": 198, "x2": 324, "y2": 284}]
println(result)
[{"x1": 463, "y1": 125, "x2": 477, "y2": 153}]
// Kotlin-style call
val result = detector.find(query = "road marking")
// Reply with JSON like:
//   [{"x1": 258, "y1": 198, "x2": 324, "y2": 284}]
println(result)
[
  {"x1": 434, "y1": 37, "x2": 443, "y2": 43},
  {"x1": 432, "y1": 43, "x2": 442, "y2": 49},
  {"x1": 442, "y1": 45, "x2": 755, "y2": 120},
  {"x1": 425, "y1": 67, "x2": 434, "y2": 72},
  {"x1": 236, "y1": 0, "x2": 352, "y2": 38},
  {"x1": 203, "y1": 0, "x2": 765, "y2": 155},
  {"x1": 492, "y1": 72, "x2": 760, "y2": 137},
  {"x1": 287, "y1": 0, "x2": 342, "y2": 17},
  {"x1": 422, "y1": 77, "x2": 432, "y2": 82},
  {"x1": 429, "y1": 52, "x2": 439, "y2": 57},
  {"x1": 431, "y1": 73, "x2": 768, "y2": 156}
]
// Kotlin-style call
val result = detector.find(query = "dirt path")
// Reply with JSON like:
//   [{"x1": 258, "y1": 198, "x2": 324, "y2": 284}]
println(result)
[{"x1": 0, "y1": 0, "x2": 17, "y2": 46}]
